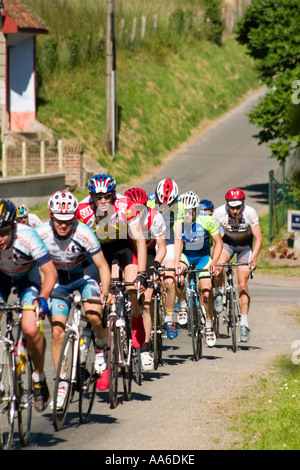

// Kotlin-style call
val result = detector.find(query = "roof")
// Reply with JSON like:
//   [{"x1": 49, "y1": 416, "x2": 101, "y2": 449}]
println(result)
[{"x1": 2, "y1": 0, "x2": 49, "y2": 33}]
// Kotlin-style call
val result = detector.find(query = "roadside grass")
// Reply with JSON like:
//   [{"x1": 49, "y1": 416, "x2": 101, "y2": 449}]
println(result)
[{"x1": 230, "y1": 350, "x2": 300, "y2": 450}]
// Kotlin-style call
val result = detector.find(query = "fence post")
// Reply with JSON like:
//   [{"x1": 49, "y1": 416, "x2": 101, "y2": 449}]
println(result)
[
  {"x1": 268, "y1": 170, "x2": 273, "y2": 245},
  {"x1": 40, "y1": 141, "x2": 45, "y2": 174},
  {"x1": 58, "y1": 139, "x2": 63, "y2": 171},
  {"x1": 22, "y1": 142, "x2": 27, "y2": 176},
  {"x1": 2, "y1": 143, "x2": 6, "y2": 177}
]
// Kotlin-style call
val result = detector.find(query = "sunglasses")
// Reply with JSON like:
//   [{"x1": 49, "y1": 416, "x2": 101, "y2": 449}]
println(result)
[{"x1": 92, "y1": 193, "x2": 113, "y2": 201}]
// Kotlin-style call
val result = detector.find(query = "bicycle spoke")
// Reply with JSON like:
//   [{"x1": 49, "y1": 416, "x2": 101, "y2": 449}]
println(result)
[{"x1": 17, "y1": 352, "x2": 33, "y2": 447}]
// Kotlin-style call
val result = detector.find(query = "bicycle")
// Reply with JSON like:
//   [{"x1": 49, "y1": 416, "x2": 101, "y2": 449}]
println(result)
[
  {"x1": 182, "y1": 266, "x2": 208, "y2": 361},
  {"x1": 0, "y1": 301, "x2": 40, "y2": 450},
  {"x1": 215, "y1": 262, "x2": 252, "y2": 352},
  {"x1": 49, "y1": 293, "x2": 105, "y2": 431},
  {"x1": 106, "y1": 268, "x2": 137, "y2": 409}
]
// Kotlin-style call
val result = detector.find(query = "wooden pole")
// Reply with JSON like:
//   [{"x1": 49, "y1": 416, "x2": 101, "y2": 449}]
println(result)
[{"x1": 105, "y1": 0, "x2": 118, "y2": 158}]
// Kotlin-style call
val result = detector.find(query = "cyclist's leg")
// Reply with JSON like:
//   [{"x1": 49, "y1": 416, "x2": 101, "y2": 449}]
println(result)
[
  {"x1": 236, "y1": 247, "x2": 252, "y2": 341},
  {"x1": 48, "y1": 285, "x2": 70, "y2": 372},
  {"x1": 176, "y1": 254, "x2": 189, "y2": 325},
  {"x1": 161, "y1": 244, "x2": 178, "y2": 338},
  {"x1": 213, "y1": 245, "x2": 231, "y2": 312}
]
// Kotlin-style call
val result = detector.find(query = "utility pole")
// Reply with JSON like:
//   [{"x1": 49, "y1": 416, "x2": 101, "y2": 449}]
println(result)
[{"x1": 105, "y1": 0, "x2": 118, "y2": 158}]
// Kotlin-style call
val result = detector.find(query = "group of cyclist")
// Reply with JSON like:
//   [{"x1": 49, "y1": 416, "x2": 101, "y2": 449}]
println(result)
[{"x1": 0, "y1": 174, "x2": 262, "y2": 414}]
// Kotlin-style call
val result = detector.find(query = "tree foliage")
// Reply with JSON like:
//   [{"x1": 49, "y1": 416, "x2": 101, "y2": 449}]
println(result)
[{"x1": 235, "y1": 0, "x2": 300, "y2": 162}]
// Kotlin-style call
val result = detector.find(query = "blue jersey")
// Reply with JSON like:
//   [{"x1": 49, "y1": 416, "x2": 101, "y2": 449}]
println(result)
[
  {"x1": 182, "y1": 213, "x2": 219, "y2": 255},
  {"x1": 0, "y1": 224, "x2": 51, "y2": 279}
]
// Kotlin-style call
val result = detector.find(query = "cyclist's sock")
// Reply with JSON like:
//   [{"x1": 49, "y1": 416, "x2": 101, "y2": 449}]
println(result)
[
  {"x1": 32, "y1": 371, "x2": 45, "y2": 383},
  {"x1": 179, "y1": 300, "x2": 187, "y2": 310},
  {"x1": 132, "y1": 314, "x2": 145, "y2": 348},
  {"x1": 95, "y1": 337, "x2": 107, "y2": 349},
  {"x1": 165, "y1": 308, "x2": 174, "y2": 323},
  {"x1": 206, "y1": 320, "x2": 212, "y2": 328},
  {"x1": 240, "y1": 314, "x2": 248, "y2": 327}
]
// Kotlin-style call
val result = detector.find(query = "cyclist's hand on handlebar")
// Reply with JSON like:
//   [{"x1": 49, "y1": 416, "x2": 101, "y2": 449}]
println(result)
[
  {"x1": 100, "y1": 292, "x2": 114, "y2": 305},
  {"x1": 33, "y1": 297, "x2": 49, "y2": 318},
  {"x1": 134, "y1": 271, "x2": 148, "y2": 292},
  {"x1": 210, "y1": 264, "x2": 220, "y2": 276},
  {"x1": 249, "y1": 260, "x2": 256, "y2": 271}
]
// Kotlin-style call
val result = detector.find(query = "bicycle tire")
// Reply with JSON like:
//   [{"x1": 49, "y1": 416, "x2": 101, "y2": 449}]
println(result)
[
  {"x1": 190, "y1": 294, "x2": 202, "y2": 361},
  {"x1": 0, "y1": 343, "x2": 15, "y2": 450},
  {"x1": 122, "y1": 308, "x2": 133, "y2": 401},
  {"x1": 108, "y1": 317, "x2": 118, "y2": 409},
  {"x1": 53, "y1": 329, "x2": 76, "y2": 431},
  {"x1": 228, "y1": 287, "x2": 237, "y2": 352},
  {"x1": 17, "y1": 349, "x2": 33, "y2": 447},
  {"x1": 133, "y1": 347, "x2": 142, "y2": 386},
  {"x1": 153, "y1": 294, "x2": 159, "y2": 370},
  {"x1": 78, "y1": 332, "x2": 97, "y2": 424}
]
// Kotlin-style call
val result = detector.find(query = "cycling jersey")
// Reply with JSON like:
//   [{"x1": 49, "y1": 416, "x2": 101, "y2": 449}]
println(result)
[
  {"x1": 36, "y1": 220, "x2": 101, "y2": 278},
  {"x1": 213, "y1": 204, "x2": 259, "y2": 246},
  {"x1": 138, "y1": 206, "x2": 166, "y2": 250},
  {"x1": 76, "y1": 194, "x2": 140, "y2": 243},
  {"x1": 147, "y1": 194, "x2": 184, "y2": 245},
  {"x1": 0, "y1": 224, "x2": 51, "y2": 279}
]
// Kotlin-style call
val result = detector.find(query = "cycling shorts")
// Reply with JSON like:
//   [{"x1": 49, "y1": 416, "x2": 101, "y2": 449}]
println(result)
[
  {"x1": 0, "y1": 267, "x2": 41, "y2": 306},
  {"x1": 49, "y1": 274, "x2": 101, "y2": 318},
  {"x1": 101, "y1": 239, "x2": 138, "y2": 268},
  {"x1": 180, "y1": 251, "x2": 211, "y2": 278},
  {"x1": 223, "y1": 242, "x2": 252, "y2": 264}
]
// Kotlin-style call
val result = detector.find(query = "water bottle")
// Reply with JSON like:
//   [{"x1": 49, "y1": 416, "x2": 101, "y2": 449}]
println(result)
[
  {"x1": 79, "y1": 327, "x2": 91, "y2": 364},
  {"x1": 15, "y1": 340, "x2": 26, "y2": 374}
]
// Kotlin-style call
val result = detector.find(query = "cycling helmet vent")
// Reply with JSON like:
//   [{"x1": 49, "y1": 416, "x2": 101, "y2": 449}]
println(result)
[
  {"x1": 156, "y1": 178, "x2": 178, "y2": 205},
  {"x1": 124, "y1": 187, "x2": 148, "y2": 205},
  {"x1": 179, "y1": 191, "x2": 200, "y2": 210},
  {"x1": 88, "y1": 174, "x2": 116, "y2": 194},
  {"x1": 0, "y1": 199, "x2": 16, "y2": 228},
  {"x1": 48, "y1": 191, "x2": 78, "y2": 220},
  {"x1": 16, "y1": 204, "x2": 29, "y2": 218}
]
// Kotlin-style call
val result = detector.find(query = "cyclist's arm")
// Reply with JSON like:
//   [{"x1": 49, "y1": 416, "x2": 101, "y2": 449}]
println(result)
[
  {"x1": 154, "y1": 235, "x2": 167, "y2": 265},
  {"x1": 92, "y1": 251, "x2": 113, "y2": 303},
  {"x1": 250, "y1": 224, "x2": 263, "y2": 268},
  {"x1": 129, "y1": 221, "x2": 147, "y2": 273},
  {"x1": 174, "y1": 221, "x2": 183, "y2": 273},
  {"x1": 39, "y1": 260, "x2": 57, "y2": 299},
  {"x1": 210, "y1": 232, "x2": 223, "y2": 275}
]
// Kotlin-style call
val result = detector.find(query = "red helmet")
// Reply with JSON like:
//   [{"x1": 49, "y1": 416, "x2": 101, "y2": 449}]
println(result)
[
  {"x1": 225, "y1": 188, "x2": 245, "y2": 207},
  {"x1": 155, "y1": 178, "x2": 178, "y2": 204},
  {"x1": 124, "y1": 187, "x2": 148, "y2": 205}
]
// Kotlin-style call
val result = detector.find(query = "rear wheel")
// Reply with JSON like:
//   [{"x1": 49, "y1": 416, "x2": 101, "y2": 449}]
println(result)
[
  {"x1": 122, "y1": 311, "x2": 133, "y2": 401},
  {"x1": 190, "y1": 294, "x2": 202, "y2": 361}
]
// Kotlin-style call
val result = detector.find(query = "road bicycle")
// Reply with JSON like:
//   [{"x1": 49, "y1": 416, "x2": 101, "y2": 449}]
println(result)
[
  {"x1": 106, "y1": 268, "x2": 137, "y2": 409},
  {"x1": 50, "y1": 293, "x2": 104, "y2": 431},
  {"x1": 216, "y1": 261, "x2": 252, "y2": 352},
  {"x1": 182, "y1": 266, "x2": 208, "y2": 361},
  {"x1": 0, "y1": 301, "x2": 40, "y2": 450}
]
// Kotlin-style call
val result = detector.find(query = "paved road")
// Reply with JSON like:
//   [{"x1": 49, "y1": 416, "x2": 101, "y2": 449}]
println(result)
[{"x1": 13, "y1": 88, "x2": 299, "y2": 452}]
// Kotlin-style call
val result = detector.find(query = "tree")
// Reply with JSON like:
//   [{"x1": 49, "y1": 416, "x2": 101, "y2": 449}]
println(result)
[{"x1": 235, "y1": 0, "x2": 300, "y2": 163}]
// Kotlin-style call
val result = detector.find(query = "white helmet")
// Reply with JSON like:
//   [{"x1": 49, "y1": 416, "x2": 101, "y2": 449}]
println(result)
[
  {"x1": 48, "y1": 191, "x2": 78, "y2": 220},
  {"x1": 155, "y1": 178, "x2": 178, "y2": 204},
  {"x1": 179, "y1": 191, "x2": 200, "y2": 210}
]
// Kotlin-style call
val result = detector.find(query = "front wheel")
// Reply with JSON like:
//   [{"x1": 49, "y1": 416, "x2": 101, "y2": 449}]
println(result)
[
  {"x1": 17, "y1": 349, "x2": 33, "y2": 447},
  {"x1": 0, "y1": 344, "x2": 15, "y2": 450},
  {"x1": 79, "y1": 333, "x2": 97, "y2": 424},
  {"x1": 53, "y1": 329, "x2": 76, "y2": 431},
  {"x1": 108, "y1": 317, "x2": 118, "y2": 409},
  {"x1": 189, "y1": 294, "x2": 202, "y2": 361}
]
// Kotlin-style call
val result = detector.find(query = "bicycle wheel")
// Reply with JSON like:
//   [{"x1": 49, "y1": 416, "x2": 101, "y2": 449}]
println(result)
[
  {"x1": 153, "y1": 294, "x2": 159, "y2": 370},
  {"x1": 108, "y1": 317, "x2": 118, "y2": 409},
  {"x1": 228, "y1": 288, "x2": 237, "y2": 352},
  {"x1": 189, "y1": 294, "x2": 202, "y2": 361},
  {"x1": 0, "y1": 343, "x2": 15, "y2": 450},
  {"x1": 17, "y1": 349, "x2": 33, "y2": 447},
  {"x1": 133, "y1": 347, "x2": 142, "y2": 386},
  {"x1": 53, "y1": 329, "x2": 76, "y2": 431},
  {"x1": 78, "y1": 332, "x2": 97, "y2": 424},
  {"x1": 122, "y1": 311, "x2": 133, "y2": 401}
]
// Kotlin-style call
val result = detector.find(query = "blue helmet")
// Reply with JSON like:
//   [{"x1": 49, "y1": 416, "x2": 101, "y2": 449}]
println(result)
[
  {"x1": 200, "y1": 199, "x2": 214, "y2": 211},
  {"x1": 88, "y1": 174, "x2": 116, "y2": 194}
]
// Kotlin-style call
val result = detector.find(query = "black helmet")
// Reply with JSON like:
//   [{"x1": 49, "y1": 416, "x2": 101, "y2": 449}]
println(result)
[{"x1": 0, "y1": 199, "x2": 16, "y2": 228}]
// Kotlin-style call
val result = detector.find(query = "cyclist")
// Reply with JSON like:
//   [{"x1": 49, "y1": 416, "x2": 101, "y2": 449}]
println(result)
[
  {"x1": 177, "y1": 191, "x2": 223, "y2": 347},
  {"x1": 147, "y1": 178, "x2": 184, "y2": 340},
  {"x1": 36, "y1": 191, "x2": 113, "y2": 402},
  {"x1": 16, "y1": 203, "x2": 42, "y2": 228},
  {"x1": 0, "y1": 199, "x2": 57, "y2": 412},
  {"x1": 76, "y1": 174, "x2": 148, "y2": 352},
  {"x1": 124, "y1": 187, "x2": 166, "y2": 371},
  {"x1": 213, "y1": 188, "x2": 262, "y2": 342}
]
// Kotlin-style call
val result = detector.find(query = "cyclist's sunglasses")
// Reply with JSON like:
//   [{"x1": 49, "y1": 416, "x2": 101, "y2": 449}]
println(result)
[{"x1": 91, "y1": 192, "x2": 114, "y2": 201}]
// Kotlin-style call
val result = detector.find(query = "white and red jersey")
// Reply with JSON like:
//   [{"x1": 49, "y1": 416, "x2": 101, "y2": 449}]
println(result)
[
  {"x1": 213, "y1": 204, "x2": 259, "y2": 244},
  {"x1": 138, "y1": 207, "x2": 166, "y2": 250},
  {"x1": 76, "y1": 194, "x2": 140, "y2": 244}
]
